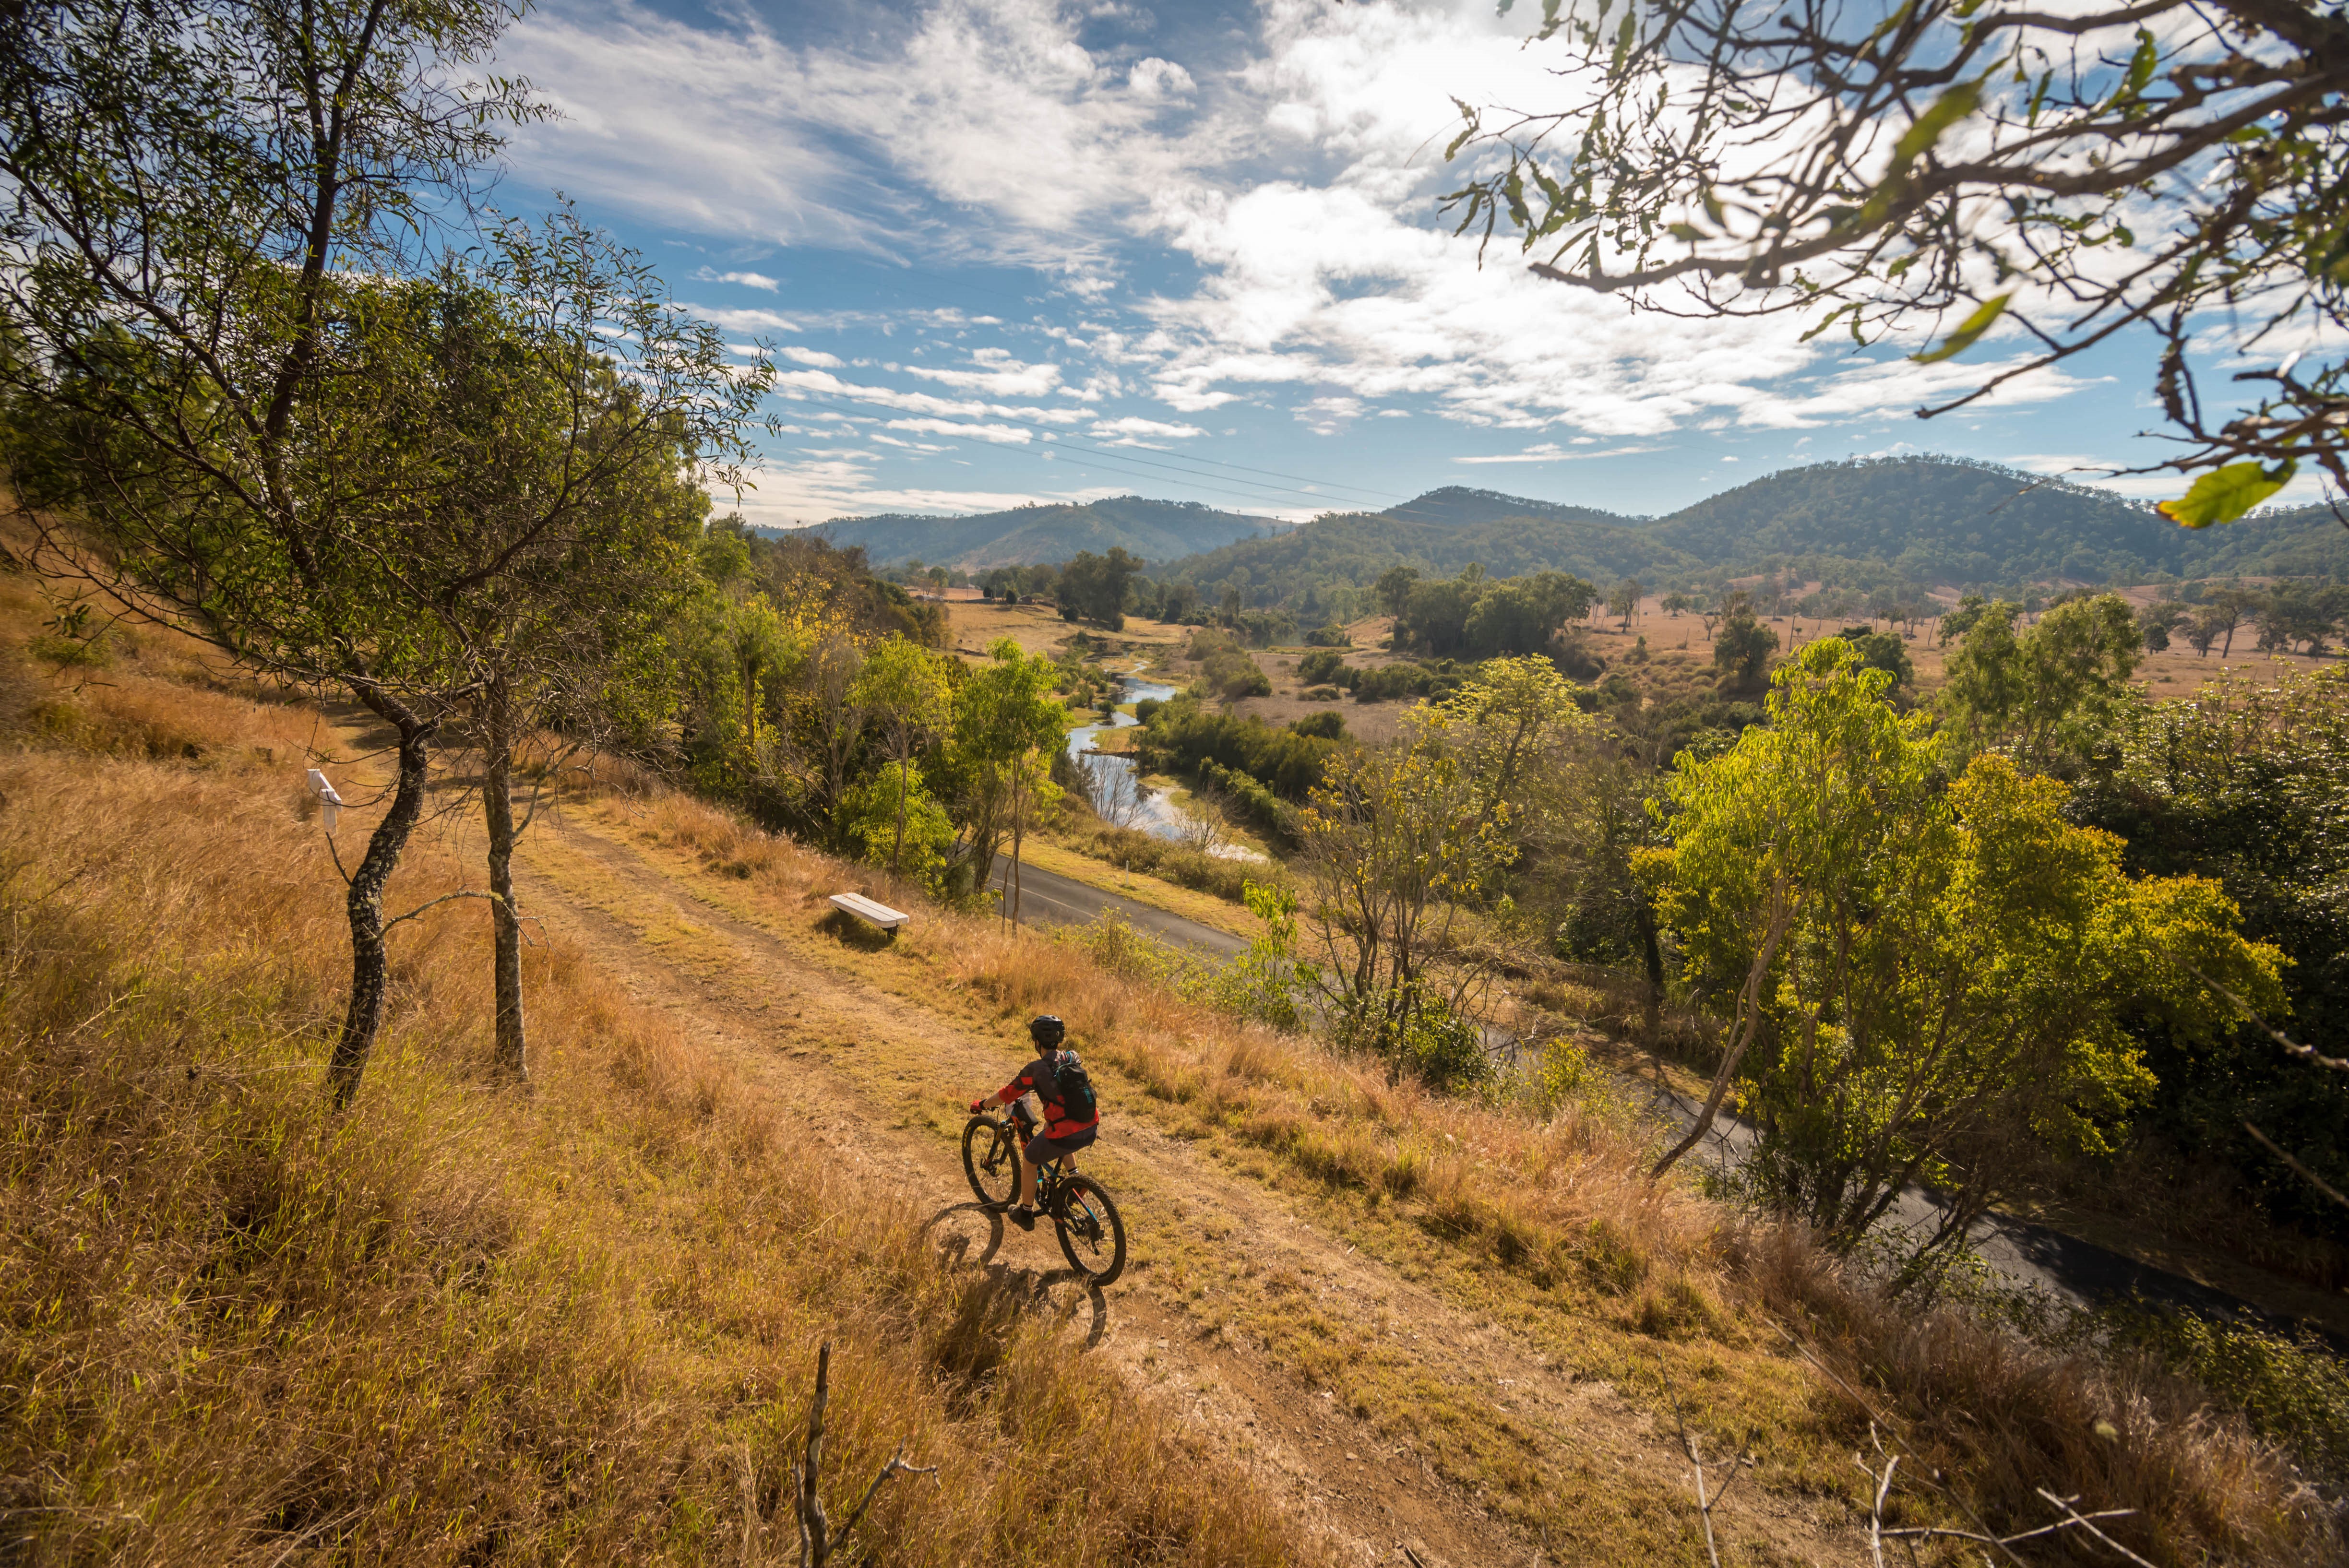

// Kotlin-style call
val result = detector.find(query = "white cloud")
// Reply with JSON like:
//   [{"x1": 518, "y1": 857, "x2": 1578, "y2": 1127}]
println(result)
[
  {"x1": 698, "y1": 267, "x2": 782, "y2": 291},
  {"x1": 1455, "y1": 441, "x2": 1665, "y2": 464},
  {"x1": 1088, "y1": 415, "x2": 1206, "y2": 440},
  {"x1": 885, "y1": 417, "x2": 1034, "y2": 445},
  {"x1": 900, "y1": 348, "x2": 1062, "y2": 396},
  {"x1": 509, "y1": 0, "x2": 2115, "y2": 470},
  {"x1": 1129, "y1": 57, "x2": 1195, "y2": 98}
]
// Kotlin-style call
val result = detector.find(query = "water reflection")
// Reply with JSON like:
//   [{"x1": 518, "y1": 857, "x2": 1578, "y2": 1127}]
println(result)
[{"x1": 1064, "y1": 677, "x2": 1187, "y2": 839}]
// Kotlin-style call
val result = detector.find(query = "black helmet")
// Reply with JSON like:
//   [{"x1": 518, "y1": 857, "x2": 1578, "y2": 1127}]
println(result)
[{"x1": 1028, "y1": 1015, "x2": 1066, "y2": 1049}]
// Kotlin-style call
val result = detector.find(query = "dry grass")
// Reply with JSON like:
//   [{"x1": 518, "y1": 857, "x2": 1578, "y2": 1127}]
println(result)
[
  {"x1": 0, "y1": 640, "x2": 1319, "y2": 1565},
  {"x1": 8, "y1": 546, "x2": 2338, "y2": 1564},
  {"x1": 606, "y1": 781, "x2": 2345, "y2": 1564}
]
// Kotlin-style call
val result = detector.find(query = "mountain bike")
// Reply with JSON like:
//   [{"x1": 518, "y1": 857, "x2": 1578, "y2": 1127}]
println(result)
[{"x1": 962, "y1": 1108, "x2": 1127, "y2": 1286}]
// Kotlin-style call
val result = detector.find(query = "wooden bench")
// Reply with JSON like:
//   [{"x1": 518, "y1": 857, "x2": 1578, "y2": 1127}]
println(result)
[{"x1": 827, "y1": 891, "x2": 909, "y2": 939}]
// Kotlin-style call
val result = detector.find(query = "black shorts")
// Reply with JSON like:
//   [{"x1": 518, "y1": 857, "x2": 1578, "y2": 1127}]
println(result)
[{"x1": 1024, "y1": 1126, "x2": 1097, "y2": 1164}]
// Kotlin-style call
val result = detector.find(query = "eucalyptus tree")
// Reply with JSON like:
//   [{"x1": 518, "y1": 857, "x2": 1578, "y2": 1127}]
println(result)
[
  {"x1": 1450, "y1": 0, "x2": 2349, "y2": 520},
  {"x1": 851, "y1": 636, "x2": 955, "y2": 872},
  {"x1": 0, "y1": 0, "x2": 541, "y2": 1105},
  {"x1": 1645, "y1": 642, "x2": 2284, "y2": 1286},
  {"x1": 390, "y1": 211, "x2": 771, "y2": 1084}
]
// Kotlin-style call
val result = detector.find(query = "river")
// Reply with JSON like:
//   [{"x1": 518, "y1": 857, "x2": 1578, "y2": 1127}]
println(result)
[{"x1": 1064, "y1": 675, "x2": 1188, "y2": 839}]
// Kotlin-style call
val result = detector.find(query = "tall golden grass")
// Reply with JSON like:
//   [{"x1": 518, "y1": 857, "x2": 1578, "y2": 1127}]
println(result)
[
  {"x1": 612, "y1": 785, "x2": 2345, "y2": 1564},
  {"x1": 0, "y1": 638, "x2": 1319, "y2": 1565}
]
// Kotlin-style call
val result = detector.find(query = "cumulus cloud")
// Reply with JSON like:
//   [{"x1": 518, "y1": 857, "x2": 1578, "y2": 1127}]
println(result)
[{"x1": 509, "y1": 0, "x2": 2109, "y2": 483}]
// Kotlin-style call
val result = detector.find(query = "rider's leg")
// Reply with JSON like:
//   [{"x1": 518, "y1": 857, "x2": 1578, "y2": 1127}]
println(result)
[{"x1": 1015, "y1": 1145, "x2": 1041, "y2": 1210}]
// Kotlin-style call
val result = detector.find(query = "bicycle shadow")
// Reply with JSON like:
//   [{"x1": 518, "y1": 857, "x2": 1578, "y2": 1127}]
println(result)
[{"x1": 920, "y1": 1200, "x2": 1111, "y2": 1351}]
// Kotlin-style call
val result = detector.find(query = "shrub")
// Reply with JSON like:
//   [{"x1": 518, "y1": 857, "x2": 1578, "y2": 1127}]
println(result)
[
  {"x1": 1135, "y1": 698, "x2": 1333, "y2": 800},
  {"x1": 2103, "y1": 1307, "x2": 2349, "y2": 1486},
  {"x1": 1297, "y1": 649, "x2": 1346, "y2": 685},
  {"x1": 1300, "y1": 686, "x2": 1341, "y2": 701},
  {"x1": 1288, "y1": 711, "x2": 1344, "y2": 740},
  {"x1": 1349, "y1": 662, "x2": 1435, "y2": 703}
]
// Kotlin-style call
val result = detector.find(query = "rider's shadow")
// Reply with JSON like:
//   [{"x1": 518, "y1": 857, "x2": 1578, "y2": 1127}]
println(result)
[{"x1": 920, "y1": 1201, "x2": 1110, "y2": 1351}]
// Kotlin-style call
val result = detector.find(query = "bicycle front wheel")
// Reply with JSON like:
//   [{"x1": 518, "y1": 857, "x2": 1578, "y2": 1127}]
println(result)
[
  {"x1": 962, "y1": 1116, "x2": 1021, "y2": 1207},
  {"x1": 1053, "y1": 1173, "x2": 1127, "y2": 1286}
]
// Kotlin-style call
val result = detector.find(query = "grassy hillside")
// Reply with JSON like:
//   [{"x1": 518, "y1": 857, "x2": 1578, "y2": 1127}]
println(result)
[
  {"x1": 1160, "y1": 457, "x2": 2349, "y2": 601},
  {"x1": 0, "y1": 572, "x2": 1311, "y2": 1567},
  {"x1": 4, "y1": 551, "x2": 2340, "y2": 1566},
  {"x1": 806, "y1": 496, "x2": 1288, "y2": 568}
]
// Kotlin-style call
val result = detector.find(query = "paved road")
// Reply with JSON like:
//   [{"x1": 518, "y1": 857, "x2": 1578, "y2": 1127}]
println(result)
[{"x1": 985, "y1": 857, "x2": 1250, "y2": 959}]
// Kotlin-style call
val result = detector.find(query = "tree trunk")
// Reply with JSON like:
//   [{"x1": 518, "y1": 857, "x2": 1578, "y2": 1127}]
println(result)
[
  {"x1": 482, "y1": 675, "x2": 527, "y2": 1082},
  {"x1": 1651, "y1": 887, "x2": 1793, "y2": 1179},
  {"x1": 327, "y1": 689, "x2": 438, "y2": 1110},
  {"x1": 892, "y1": 752, "x2": 909, "y2": 871},
  {"x1": 1636, "y1": 895, "x2": 1666, "y2": 1045}
]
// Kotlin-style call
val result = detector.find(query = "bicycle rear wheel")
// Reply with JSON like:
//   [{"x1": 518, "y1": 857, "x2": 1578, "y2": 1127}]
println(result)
[
  {"x1": 962, "y1": 1117, "x2": 1021, "y2": 1207},
  {"x1": 1052, "y1": 1173, "x2": 1127, "y2": 1286}
]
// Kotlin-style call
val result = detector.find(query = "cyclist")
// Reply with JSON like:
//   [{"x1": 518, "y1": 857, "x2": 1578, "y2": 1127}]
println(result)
[{"x1": 969, "y1": 1014, "x2": 1097, "y2": 1230}]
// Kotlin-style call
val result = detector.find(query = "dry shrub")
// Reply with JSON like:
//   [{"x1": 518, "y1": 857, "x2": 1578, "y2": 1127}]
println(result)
[
  {"x1": 0, "y1": 664, "x2": 1320, "y2": 1566},
  {"x1": 1731, "y1": 1224, "x2": 2339, "y2": 1561}
]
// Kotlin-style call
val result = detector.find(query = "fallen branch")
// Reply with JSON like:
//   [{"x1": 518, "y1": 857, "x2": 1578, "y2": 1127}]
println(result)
[{"x1": 795, "y1": 1342, "x2": 937, "y2": 1568}]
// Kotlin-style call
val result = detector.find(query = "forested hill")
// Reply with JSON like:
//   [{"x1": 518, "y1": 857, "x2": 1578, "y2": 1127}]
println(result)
[
  {"x1": 1167, "y1": 506, "x2": 1702, "y2": 599},
  {"x1": 1160, "y1": 457, "x2": 2348, "y2": 595},
  {"x1": 1647, "y1": 458, "x2": 2349, "y2": 583},
  {"x1": 803, "y1": 496, "x2": 1287, "y2": 567},
  {"x1": 1383, "y1": 485, "x2": 1638, "y2": 529}
]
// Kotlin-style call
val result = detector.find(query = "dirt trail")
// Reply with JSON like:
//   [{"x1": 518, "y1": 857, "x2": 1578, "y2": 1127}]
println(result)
[{"x1": 512, "y1": 808, "x2": 1860, "y2": 1568}]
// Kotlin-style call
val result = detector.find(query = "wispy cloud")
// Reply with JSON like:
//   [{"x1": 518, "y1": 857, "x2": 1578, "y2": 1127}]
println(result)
[
  {"x1": 1455, "y1": 442, "x2": 1665, "y2": 464},
  {"x1": 698, "y1": 267, "x2": 782, "y2": 291}
]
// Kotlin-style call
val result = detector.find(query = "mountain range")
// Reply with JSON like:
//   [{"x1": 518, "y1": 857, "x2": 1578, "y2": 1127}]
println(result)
[
  {"x1": 789, "y1": 457, "x2": 2347, "y2": 591},
  {"x1": 799, "y1": 496, "x2": 1288, "y2": 568},
  {"x1": 1164, "y1": 459, "x2": 2348, "y2": 596}
]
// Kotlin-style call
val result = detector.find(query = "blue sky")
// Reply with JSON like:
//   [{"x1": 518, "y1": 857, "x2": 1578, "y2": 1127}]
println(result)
[{"x1": 487, "y1": 0, "x2": 2320, "y2": 529}]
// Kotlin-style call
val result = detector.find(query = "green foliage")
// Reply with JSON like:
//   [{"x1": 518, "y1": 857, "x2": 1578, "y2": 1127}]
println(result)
[
  {"x1": 1939, "y1": 593, "x2": 2143, "y2": 774},
  {"x1": 1350, "y1": 662, "x2": 1439, "y2": 702},
  {"x1": 1212, "y1": 881, "x2": 1318, "y2": 1033},
  {"x1": 1199, "y1": 760, "x2": 1295, "y2": 845},
  {"x1": 1645, "y1": 641, "x2": 2286, "y2": 1282},
  {"x1": 1134, "y1": 697, "x2": 1334, "y2": 802},
  {"x1": 1709, "y1": 591, "x2": 1778, "y2": 690},
  {"x1": 2068, "y1": 666, "x2": 2349, "y2": 1239},
  {"x1": 1300, "y1": 707, "x2": 1519, "y2": 1090},
  {"x1": 1395, "y1": 992, "x2": 1491, "y2": 1094},
  {"x1": 2102, "y1": 1308, "x2": 2349, "y2": 1486},
  {"x1": 1296, "y1": 649, "x2": 1347, "y2": 686},
  {"x1": 1185, "y1": 630, "x2": 1272, "y2": 699},
  {"x1": 1055, "y1": 547, "x2": 1143, "y2": 630},
  {"x1": 1302, "y1": 622, "x2": 1352, "y2": 646},
  {"x1": 837, "y1": 764, "x2": 955, "y2": 894},
  {"x1": 1393, "y1": 568, "x2": 1598, "y2": 659},
  {"x1": 2158, "y1": 462, "x2": 2296, "y2": 528},
  {"x1": 1288, "y1": 710, "x2": 1345, "y2": 741},
  {"x1": 934, "y1": 637, "x2": 1068, "y2": 894},
  {"x1": 1832, "y1": 626, "x2": 1914, "y2": 687}
]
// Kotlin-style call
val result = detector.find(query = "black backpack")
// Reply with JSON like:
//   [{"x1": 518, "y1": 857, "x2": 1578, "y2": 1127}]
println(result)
[{"x1": 1049, "y1": 1049, "x2": 1097, "y2": 1123}]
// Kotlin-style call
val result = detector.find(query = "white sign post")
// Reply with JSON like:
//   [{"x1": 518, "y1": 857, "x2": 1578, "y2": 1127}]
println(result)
[{"x1": 306, "y1": 768, "x2": 346, "y2": 834}]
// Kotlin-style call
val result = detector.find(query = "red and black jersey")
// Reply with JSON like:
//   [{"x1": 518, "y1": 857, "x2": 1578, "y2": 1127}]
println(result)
[{"x1": 1000, "y1": 1051, "x2": 1097, "y2": 1139}]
